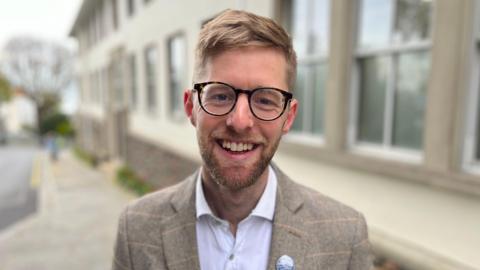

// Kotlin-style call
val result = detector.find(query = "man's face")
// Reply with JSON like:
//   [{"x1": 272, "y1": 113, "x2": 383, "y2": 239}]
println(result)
[{"x1": 184, "y1": 46, "x2": 297, "y2": 191}]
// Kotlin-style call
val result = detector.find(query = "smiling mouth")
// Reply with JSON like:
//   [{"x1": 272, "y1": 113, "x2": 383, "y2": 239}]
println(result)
[{"x1": 217, "y1": 140, "x2": 259, "y2": 153}]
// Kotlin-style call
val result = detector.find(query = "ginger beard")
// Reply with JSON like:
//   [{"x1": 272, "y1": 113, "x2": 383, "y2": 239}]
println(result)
[{"x1": 197, "y1": 127, "x2": 282, "y2": 191}]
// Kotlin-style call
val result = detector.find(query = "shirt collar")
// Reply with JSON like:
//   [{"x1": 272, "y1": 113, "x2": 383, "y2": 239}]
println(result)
[{"x1": 195, "y1": 165, "x2": 277, "y2": 221}]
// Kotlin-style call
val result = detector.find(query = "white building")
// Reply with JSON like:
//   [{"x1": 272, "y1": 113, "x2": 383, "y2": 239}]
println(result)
[
  {"x1": 0, "y1": 90, "x2": 36, "y2": 136},
  {"x1": 70, "y1": 0, "x2": 480, "y2": 269}
]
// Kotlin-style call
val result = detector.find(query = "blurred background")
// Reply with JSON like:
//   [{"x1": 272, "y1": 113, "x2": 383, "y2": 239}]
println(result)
[{"x1": 0, "y1": 0, "x2": 479, "y2": 270}]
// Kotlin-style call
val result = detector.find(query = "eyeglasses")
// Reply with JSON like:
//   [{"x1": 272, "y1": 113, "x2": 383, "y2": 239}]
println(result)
[{"x1": 192, "y1": 81, "x2": 293, "y2": 121}]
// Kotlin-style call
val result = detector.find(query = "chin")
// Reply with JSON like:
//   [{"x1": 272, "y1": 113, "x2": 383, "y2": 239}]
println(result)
[
  {"x1": 209, "y1": 159, "x2": 269, "y2": 191},
  {"x1": 217, "y1": 170, "x2": 258, "y2": 191}
]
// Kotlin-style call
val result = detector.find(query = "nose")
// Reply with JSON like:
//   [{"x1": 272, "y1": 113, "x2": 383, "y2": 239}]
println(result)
[{"x1": 226, "y1": 94, "x2": 254, "y2": 132}]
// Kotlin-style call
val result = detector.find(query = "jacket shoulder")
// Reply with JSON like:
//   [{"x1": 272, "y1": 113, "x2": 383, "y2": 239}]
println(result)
[
  {"x1": 126, "y1": 174, "x2": 196, "y2": 218},
  {"x1": 295, "y1": 181, "x2": 363, "y2": 220}
]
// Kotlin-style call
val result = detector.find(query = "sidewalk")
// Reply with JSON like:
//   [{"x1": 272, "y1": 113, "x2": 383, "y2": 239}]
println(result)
[{"x1": 0, "y1": 150, "x2": 135, "y2": 270}]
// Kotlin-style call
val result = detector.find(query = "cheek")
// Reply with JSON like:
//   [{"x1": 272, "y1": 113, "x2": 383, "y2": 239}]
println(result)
[
  {"x1": 261, "y1": 122, "x2": 284, "y2": 143},
  {"x1": 196, "y1": 113, "x2": 219, "y2": 136}
]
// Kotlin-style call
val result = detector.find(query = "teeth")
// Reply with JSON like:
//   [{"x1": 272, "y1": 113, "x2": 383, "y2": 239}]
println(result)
[{"x1": 221, "y1": 141, "x2": 254, "y2": 152}]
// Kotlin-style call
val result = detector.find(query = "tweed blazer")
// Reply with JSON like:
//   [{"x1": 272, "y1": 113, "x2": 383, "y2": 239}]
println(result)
[{"x1": 112, "y1": 166, "x2": 373, "y2": 270}]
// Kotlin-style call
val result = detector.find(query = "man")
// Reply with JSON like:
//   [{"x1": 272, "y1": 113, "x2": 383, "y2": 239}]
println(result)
[{"x1": 112, "y1": 9, "x2": 372, "y2": 270}]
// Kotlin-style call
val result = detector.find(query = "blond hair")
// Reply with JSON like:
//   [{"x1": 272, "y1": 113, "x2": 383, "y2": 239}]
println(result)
[{"x1": 194, "y1": 9, "x2": 297, "y2": 90}]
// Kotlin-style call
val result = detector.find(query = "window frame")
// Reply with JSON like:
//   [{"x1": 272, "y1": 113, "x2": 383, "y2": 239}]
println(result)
[{"x1": 349, "y1": 0, "x2": 434, "y2": 159}]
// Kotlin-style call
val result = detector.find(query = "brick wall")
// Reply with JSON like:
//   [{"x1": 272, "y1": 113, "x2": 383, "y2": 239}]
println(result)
[{"x1": 126, "y1": 134, "x2": 199, "y2": 190}]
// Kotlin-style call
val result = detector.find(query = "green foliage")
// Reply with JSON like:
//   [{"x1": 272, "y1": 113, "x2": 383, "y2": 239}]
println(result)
[
  {"x1": 0, "y1": 75, "x2": 12, "y2": 102},
  {"x1": 37, "y1": 92, "x2": 60, "y2": 117},
  {"x1": 116, "y1": 166, "x2": 153, "y2": 196},
  {"x1": 73, "y1": 147, "x2": 97, "y2": 167},
  {"x1": 39, "y1": 112, "x2": 75, "y2": 137}
]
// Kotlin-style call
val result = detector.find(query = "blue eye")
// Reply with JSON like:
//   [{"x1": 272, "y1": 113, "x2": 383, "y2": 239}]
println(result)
[
  {"x1": 257, "y1": 98, "x2": 274, "y2": 105},
  {"x1": 212, "y1": 94, "x2": 229, "y2": 101}
]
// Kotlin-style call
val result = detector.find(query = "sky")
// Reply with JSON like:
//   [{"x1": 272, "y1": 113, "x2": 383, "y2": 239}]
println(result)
[
  {"x1": 0, "y1": 0, "x2": 83, "y2": 114},
  {"x1": 0, "y1": 0, "x2": 83, "y2": 49}
]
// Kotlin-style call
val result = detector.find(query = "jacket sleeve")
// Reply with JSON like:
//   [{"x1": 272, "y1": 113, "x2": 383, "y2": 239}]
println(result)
[
  {"x1": 348, "y1": 213, "x2": 374, "y2": 270},
  {"x1": 112, "y1": 206, "x2": 132, "y2": 270}
]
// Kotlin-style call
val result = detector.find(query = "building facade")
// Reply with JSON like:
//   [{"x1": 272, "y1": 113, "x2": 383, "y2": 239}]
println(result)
[{"x1": 70, "y1": 0, "x2": 480, "y2": 269}]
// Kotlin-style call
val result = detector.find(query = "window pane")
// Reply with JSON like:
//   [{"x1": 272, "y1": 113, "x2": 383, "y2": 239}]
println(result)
[
  {"x1": 358, "y1": 56, "x2": 389, "y2": 143},
  {"x1": 310, "y1": 0, "x2": 329, "y2": 55},
  {"x1": 103, "y1": 68, "x2": 109, "y2": 104},
  {"x1": 393, "y1": 0, "x2": 432, "y2": 44},
  {"x1": 358, "y1": 0, "x2": 393, "y2": 49},
  {"x1": 291, "y1": 0, "x2": 329, "y2": 56},
  {"x1": 145, "y1": 47, "x2": 157, "y2": 111},
  {"x1": 129, "y1": 55, "x2": 137, "y2": 108},
  {"x1": 312, "y1": 63, "x2": 326, "y2": 135},
  {"x1": 291, "y1": 0, "x2": 309, "y2": 57},
  {"x1": 475, "y1": 91, "x2": 480, "y2": 159},
  {"x1": 112, "y1": 58, "x2": 123, "y2": 104},
  {"x1": 168, "y1": 35, "x2": 186, "y2": 115},
  {"x1": 112, "y1": 0, "x2": 118, "y2": 30},
  {"x1": 392, "y1": 50, "x2": 429, "y2": 149},
  {"x1": 127, "y1": 0, "x2": 135, "y2": 16},
  {"x1": 292, "y1": 65, "x2": 307, "y2": 131}
]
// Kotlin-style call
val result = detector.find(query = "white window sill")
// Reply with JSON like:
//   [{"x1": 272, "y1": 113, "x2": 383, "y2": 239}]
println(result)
[{"x1": 349, "y1": 143, "x2": 423, "y2": 164}]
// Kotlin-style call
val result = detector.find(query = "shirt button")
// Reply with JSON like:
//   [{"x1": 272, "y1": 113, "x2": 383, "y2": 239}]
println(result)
[{"x1": 229, "y1": 254, "x2": 234, "y2": 260}]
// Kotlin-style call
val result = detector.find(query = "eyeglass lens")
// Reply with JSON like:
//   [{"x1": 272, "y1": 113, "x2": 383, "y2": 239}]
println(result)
[{"x1": 199, "y1": 83, "x2": 286, "y2": 120}]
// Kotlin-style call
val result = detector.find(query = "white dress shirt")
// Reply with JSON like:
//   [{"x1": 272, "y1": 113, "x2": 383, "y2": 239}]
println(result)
[{"x1": 195, "y1": 166, "x2": 277, "y2": 270}]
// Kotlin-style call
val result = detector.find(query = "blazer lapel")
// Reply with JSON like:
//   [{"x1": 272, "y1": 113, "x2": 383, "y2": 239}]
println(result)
[
  {"x1": 161, "y1": 172, "x2": 201, "y2": 270},
  {"x1": 267, "y1": 167, "x2": 308, "y2": 270}
]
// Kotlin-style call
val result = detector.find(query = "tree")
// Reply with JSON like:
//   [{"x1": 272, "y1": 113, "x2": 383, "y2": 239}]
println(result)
[
  {"x1": 0, "y1": 36, "x2": 74, "y2": 136},
  {"x1": 0, "y1": 74, "x2": 12, "y2": 103}
]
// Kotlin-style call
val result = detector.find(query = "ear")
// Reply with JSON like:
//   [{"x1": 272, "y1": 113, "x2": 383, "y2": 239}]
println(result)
[
  {"x1": 281, "y1": 98, "x2": 298, "y2": 134},
  {"x1": 184, "y1": 89, "x2": 196, "y2": 126}
]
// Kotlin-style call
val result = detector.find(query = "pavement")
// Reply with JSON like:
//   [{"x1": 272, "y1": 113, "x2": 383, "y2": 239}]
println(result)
[{"x1": 0, "y1": 150, "x2": 135, "y2": 270}]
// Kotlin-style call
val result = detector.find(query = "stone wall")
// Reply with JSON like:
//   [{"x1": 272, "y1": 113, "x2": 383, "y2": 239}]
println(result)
[{"x1": 126, "y1": 134, "x2": 199, "y2": 190}]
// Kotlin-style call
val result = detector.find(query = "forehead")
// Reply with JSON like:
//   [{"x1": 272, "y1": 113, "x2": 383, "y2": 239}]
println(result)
[{"x1": 203, "y1": 46, "x2": 289, "y2": 90}]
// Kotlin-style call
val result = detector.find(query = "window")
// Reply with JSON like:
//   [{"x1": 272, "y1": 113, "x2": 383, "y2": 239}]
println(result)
[
  {"x1": 89, "y1": 18, "x2": 96, "y2": 46},
  {"x1": 112, "y1": 0, "x2": 119, "y2": 31},
  {"x1": 96, "y1": 3, "x2": 104, "y2": 41},
  {"x1": 283, "y1": 0, "x2": 330, "y2": 137},
  {"x1": 473, "y1": 90, "x2": 480, "y2": 163},
  {"x1": 80, "y1": 75, "x2": 87, "y2": 103},
  {"x1": 89, "y1": 72, "x2": 94, "y2": 103},
  {"x1": 127, "y1": 0, "x2": 135, "y2": 16},
  {"x1": 95, "y1": 70, "x2": 103, "y2": 104},
  {"x1": 128, "y1": 54, "x2": 138, "y2": 108},
  {"x1": 353, "y1": 0, "x2": 432, "y2": 151},
  {"x1": 167, "y1": 34, "x2": 187, "y2": 118},
  {"x1": 463, "y1": 80, "x2": 480, "y2": 169},
  {"x1": 144, "y1": 46, "x2": 158, "y2": 112},
  {"x1": 112, "y1": 57, "x2": 124, "y2": 105},
  {"x1": 464, "y1": 2, "x2": 480, "y2": 170}
]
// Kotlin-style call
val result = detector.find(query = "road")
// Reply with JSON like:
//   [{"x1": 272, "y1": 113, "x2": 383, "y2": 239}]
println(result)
[{"x1": 0, "y1": 145, "x2": 39, "y2": 231}]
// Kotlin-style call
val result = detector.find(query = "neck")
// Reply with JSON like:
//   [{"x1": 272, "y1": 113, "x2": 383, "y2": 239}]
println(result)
[{"x1": 201, "y1": 167, "x2": 269, "y2": 236}]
